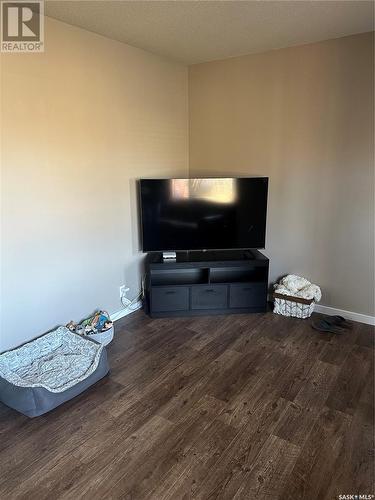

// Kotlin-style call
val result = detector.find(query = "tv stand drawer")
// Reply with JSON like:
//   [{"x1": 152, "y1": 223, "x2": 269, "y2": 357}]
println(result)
[
  {"x1": 151, "y1": 286, "x2": 189, "y2": 312},
  {"x1": 191, "y1": 285, "x2": 228, "y2": 310},
  {"x1": 229, "y1": 283, "x2": 267, "y2": 308}
]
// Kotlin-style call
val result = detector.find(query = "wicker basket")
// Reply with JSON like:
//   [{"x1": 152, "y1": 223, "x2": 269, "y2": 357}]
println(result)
[{"x1": 273, "y1": 292, "x2": 315, "y2": 319}]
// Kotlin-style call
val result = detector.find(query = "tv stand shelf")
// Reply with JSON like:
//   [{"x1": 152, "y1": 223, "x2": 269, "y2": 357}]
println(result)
[{"x1": 144, "y1": 250, "x2": 269, "y2": 317}]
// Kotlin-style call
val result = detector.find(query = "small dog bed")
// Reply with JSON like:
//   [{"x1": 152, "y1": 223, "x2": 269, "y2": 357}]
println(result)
[{"x1": 0, "y1": 327, "x2": 109, "y2": 417}]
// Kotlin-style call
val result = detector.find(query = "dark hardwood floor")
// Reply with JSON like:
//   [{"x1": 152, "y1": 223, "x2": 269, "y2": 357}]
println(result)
[{"x1": 0, "y1": 310, "x2": 373, "y2": 499}]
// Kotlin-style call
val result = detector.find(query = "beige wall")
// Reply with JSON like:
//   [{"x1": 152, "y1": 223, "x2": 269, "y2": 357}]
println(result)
[
  {"x1": 0, "y1": 17, "x2": 188, "y2": 351},
  {"x1": 189, "y1": 33, "x2": 374, "y2": 316},
  {"x1": 1, "y1": 23, "x2": 373, "y2": 352}
]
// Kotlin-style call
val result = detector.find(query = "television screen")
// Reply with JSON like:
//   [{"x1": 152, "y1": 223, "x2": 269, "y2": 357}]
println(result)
[{"x1": 139, "y1": 177, "x2": 268, "y2": 251}]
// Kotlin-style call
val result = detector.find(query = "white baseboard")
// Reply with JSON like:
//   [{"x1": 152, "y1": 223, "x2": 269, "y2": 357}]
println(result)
[
  {"x1": 109, "y1": 299, "x2": 374, "y2": 327},
  {"x1": 314, "y1": 304, "x2": 375, "y2": 326},
  {"x1": 110, "y1": 301, "x2": 142, "y2": 322}
]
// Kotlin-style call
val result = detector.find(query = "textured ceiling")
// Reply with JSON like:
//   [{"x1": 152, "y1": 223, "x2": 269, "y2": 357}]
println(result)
[{"x1": 45, "y1": 0, "x2": 374, "y2": 65}]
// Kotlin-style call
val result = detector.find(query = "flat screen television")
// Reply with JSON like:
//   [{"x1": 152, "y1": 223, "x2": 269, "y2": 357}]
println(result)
[{"x1": 139, "y1": 177, "x2": 268, "y2": 252}]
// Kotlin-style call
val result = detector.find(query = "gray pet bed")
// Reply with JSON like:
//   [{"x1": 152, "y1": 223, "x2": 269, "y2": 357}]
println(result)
[{"x1": 0, "y1": 327, "x2": 109, "y2": 417}]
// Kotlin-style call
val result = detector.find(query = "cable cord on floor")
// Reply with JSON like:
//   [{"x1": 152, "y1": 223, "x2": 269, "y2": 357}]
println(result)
[{"x1": 120, "y1": 275, "x2": 145, "y2": 311}]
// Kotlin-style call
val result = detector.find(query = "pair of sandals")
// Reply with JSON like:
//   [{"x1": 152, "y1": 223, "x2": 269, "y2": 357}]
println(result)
[{"x1": 311, "y1": 315, "x2": 352, "y2": 334}]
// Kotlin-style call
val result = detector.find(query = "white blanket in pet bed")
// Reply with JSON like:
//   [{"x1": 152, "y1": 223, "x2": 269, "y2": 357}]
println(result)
[{"x1": 0, "y1": 327, "x2": 104, "y2": 393}]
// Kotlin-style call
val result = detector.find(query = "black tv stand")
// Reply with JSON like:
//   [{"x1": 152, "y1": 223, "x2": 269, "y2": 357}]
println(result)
[{"x1": 144, "y1": 249, "x2": 269, "y2": 318}]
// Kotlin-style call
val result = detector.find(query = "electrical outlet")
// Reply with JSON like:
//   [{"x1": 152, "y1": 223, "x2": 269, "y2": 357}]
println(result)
[{"x1": 119, "y1": 285, "x2": 130, "y2": 298}]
